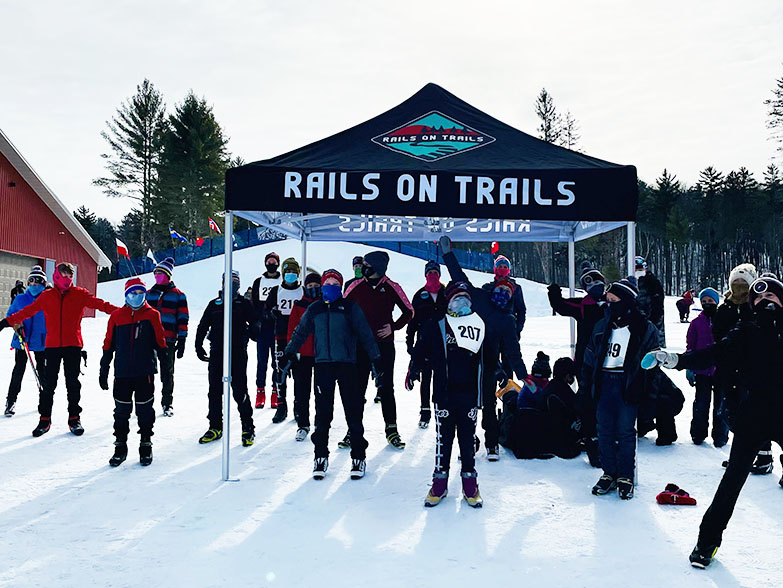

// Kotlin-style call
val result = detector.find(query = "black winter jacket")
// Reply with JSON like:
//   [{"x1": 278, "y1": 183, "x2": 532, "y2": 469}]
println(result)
[
  {"x1": 196, "y1": 295, "x2": 257, "y2": 352},
  {"x1": 638, "y1": 272, "x2": 665, "y2": 345},
  {"x1": 481, "y1": 277, "x2": 527, "y2": 334},
  {"x1": 405, "y1": 285, "x2": 446, "y2": 350},
  {"x1": 548, "y1": 289, "x2": 604, "y2": 371}
]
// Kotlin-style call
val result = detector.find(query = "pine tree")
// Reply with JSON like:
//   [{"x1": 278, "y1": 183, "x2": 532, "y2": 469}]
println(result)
[
  {"x1": 559, "y1": 111, "x2": 580, "y2": 150},
  {"x1": 534, "y1": 88, "x2": 562, "y2": 144},
  {"x1": 764, "y1": 68, "x2": 783, "y2": 155}
]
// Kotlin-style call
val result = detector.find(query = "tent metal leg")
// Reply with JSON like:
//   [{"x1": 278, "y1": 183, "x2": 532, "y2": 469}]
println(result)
[
  {"x1": 627, "y1": 222, "x2": 636, "y2": 278},
  {"x1": 222, "y1": 212, "x2": 234, "y2": 482},
  {"x1": 568, "y1": 237, "x2": 576, "y2": 358},
  {"x1": 301, "y1": 232, "x2": 308, "y2": 280}
]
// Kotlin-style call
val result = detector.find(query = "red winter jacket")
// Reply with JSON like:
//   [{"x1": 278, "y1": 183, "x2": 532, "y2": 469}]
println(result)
[
  {"x1": 287, "y1": 296, "x2": 316, "y2": 356},
  {"x1": 6, "y1": 286, "x2": 119, "y2": 349},
  {"x1": 345, "y1": 276, "x2": 414, "y2": 342},
  {"x1": 102, "y1": 303, "x2": 168, "y2": 378}
]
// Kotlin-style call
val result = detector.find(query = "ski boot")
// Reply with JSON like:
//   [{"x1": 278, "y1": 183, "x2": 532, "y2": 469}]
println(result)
[
  {"x1": 162, "y1": 405, "x2": 174, "y2": 417},
  {"x1": 424, "y1": 472, "x2": 449, "y2": 507},
  {"x1": 461, "y1": 471, "x2": 483, "y2": 508},
  {"x1": 592, "y1": 474, "x2": 617, "y2": 496},
  {"x1": 295, "y1": 427, "x2": 309, "y2": 442},
  {"x1": 338, "y1": 432, "x2": 351, "y2": 449},
  {"x1": 487, "y1": 445, "x2": 500, "y2": 462},
  {"x1": 255, "y1": 388, "x2": 265, "y2": 409},
  {"x1": 751, "y1": 451, "x2": 774, "y2": 475},
  {"x1": 689, "y1": 543, "x2": 718, "y2": 569},
  {"x1": 350, "y1": 459, "x2": 366, "y2": 480},
  {"x1": 374, "y1": 393, "x2": 382, "y2": 404},
  {"x1": 4, "y1": 399, "x2": 15, "y2": 417},
  {"x1": 242, "y1": 429, "x2": 255, "y2": 447},
  {"x1": 418, "y1": 408, "x2": 431, "y2": 429},
  {"x1": 270, "y1": 384, "x2": 279, "y2": 409},
  {"x1": 272, "y1": 398, "x2": 288, "y2": 423},
  {"x1": 139, "y1": 438, "x2": 153, "y2": 466},
  {"x1": 313, "y1": 457, "x2": 328, "y2": 480},
  {"x1": 617, "y1": 477, "x2": 634, "y2": 500},
  {"x1": 385, "y1": 424, "x2": 405, "y2": 450},
  {"x1": 199, "y1": 428, "x2": 222, "y2": 444},
  {"x1": 109, "y1": 442, "x2": 128, "y2": 467},
  {"x1": 32, "y1": 417, "x2": 51, "y2": 437},
  {"x1": 68, "y1": 416, "x2": 84, "y2": 436}
]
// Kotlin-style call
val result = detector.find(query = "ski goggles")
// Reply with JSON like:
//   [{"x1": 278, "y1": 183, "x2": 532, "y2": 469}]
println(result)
[
  {"x1": 751, "y1": 278, "x2": 783, "y2": 294},
  {"x1": 28, "y1": 276, "x2": 45, "y2": 285}
]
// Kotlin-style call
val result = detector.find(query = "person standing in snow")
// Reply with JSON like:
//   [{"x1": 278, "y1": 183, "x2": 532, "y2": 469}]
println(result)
[
  {"x1": 144, "y1": 257, "x2": 188, "y2": 417},
  {"x1": 4, "y1": 266, "x2": 47, "y2": 417},
  {"x1": 635, "y1": 256, "x2": 666, "y2": 347},
  {"x1": 285, "y1": 272, "x2": 321, "y2": 442},
  {"x1": 195, "y1": 271, "x2": 257, "y2": 447},
  {"x1": 251, "y1": 252, "x2": 282, "y2": 409},
  {"x1": 282, "y1": 269, "x2": 382, "y2": 480},
  {"x1": 265, "y1": 257, "x2": 304, "y2": 424},
  {"x1": 10, "y1": 280, "x2": 25, "y2": 303},
  {"x1": 405, "y1": 260, "x2": 447, "y2": 429},
  {"x1": 99, "y1": 278, "x2": 167, "y2": 467},
  {"x1": 343, "y1": 255, "x2": 364, "y2": 292},
  {"x1": 345, "y1": 251, "x2": 413, "y2": 450},
  {"x1": 676, "y1": 289, "x2": 695, "y2": 323},
  {"x1": 643, "y1": 274, "x2": 783, "y2": 568},
  {"x1": 686, "y1": 287, "x2": 728, "y2": 446},
  {"x1": 580, "y1": 278, "x2": 660, "y2": 500},
  {"x1": 406, "y1": 281, "x2": 486, "y2": 508},
  {"x1": 0, "y1": 262, "x2": 119, "y2": 437},
  {"x1": 482, "y1": 254, "x2": 527, "y2": 337}
]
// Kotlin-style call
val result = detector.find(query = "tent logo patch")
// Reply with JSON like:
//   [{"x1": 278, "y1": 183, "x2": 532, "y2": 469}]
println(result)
[{"x1": 372, "y1": 111, "x2": 495, "y2": 162}]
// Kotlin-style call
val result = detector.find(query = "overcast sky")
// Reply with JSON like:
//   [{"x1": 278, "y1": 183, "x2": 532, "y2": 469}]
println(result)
[{"x1": 1, "y1": 0, "x2": 782, "y2": 223}]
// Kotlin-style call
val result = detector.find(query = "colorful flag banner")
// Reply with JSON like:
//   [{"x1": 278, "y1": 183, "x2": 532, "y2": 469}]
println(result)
[
  {"x1": 169, "y1": 228, "x2": 188, "y2": 243},
  {"x1": 116, "y1": 238, "x2": 130, "y2": 258},
  {"x1": 209, "y1": 217, "x2": 222, "y2": 234}
]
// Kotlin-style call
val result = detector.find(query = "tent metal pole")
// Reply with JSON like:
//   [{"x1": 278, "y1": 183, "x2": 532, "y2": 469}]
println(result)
[
  {"x1": 222, "y1": 211, "x2": 234, "y2": 482},
  {"x1": 627, "y1": 222, "x2": 636, "y2": 277},
  {"x1": 568, "y1": 235, "x2": 576, "y2": 358},
  {"x1": 301, "y1": 229, "x2": 308, "y2": 280}
]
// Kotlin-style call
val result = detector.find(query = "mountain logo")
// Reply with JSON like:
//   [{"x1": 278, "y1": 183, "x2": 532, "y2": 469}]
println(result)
[{"x1": 372, "y1": 111, "x2": 495, "y2": 162}]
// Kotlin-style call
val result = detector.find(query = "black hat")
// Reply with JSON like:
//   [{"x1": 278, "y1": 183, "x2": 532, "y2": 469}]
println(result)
[
  {"x1": 364, "y1": 251, "x2": 390, "y2": 277},
  {"x1": 425, "y1": 260, "x2": 441, "y2": 275},
  {"x1": 531, "y1": 351, "x2": 552, "y2": 379},
  {"x1": 444, "y1": 281, "x2": 471, "y2": 302},
  {"x1": 749, "y1": 275, "x2": 783, "y2": 307},
  {"x1": 352, "y1": 256, "x2": 364, "y2": 266},
  {"x1": 579, "y1": 263, "x2": 605, "y2": 290},
  {"x1": 553, "y1": 357, "x2": 576, "y2": 380},
  {"x1": 607, "y1": 278, "x2": 639, "y2": 304}
]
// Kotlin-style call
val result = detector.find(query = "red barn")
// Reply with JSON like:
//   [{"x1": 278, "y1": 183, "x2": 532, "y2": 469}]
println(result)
[{"x1": 0, "y1": 128, "x2": 111, "y2": 317}]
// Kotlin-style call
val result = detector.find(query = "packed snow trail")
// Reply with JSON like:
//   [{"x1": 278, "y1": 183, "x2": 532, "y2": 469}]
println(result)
[{"x1": 0, "y1": 242, "x2": 780, "y2": 588}]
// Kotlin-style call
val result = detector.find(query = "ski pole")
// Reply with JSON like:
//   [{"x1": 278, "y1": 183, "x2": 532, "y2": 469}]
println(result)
[{"x1": 16, "y1": 327, "x2": 44, "y2": 393}]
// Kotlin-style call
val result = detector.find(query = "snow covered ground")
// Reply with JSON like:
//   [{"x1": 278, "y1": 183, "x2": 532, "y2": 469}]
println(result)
[{"x1": 1, "y1": 241, "x2": 781, "y2": 588}]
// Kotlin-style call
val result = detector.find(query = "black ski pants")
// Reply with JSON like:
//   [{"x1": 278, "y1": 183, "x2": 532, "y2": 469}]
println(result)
[
  {"x1": 113, "y1": 375, "x2": 155, "y2": 442},
  {"x1": 40, "y1": 346, "x2": 82, "y2": 418},
  {"x1": 357, "y1": 340, "x2": 396, "y2": 425},
  {"x1": 419, "y1": 365, "x2": 432, "y2": 411},
  {"x1": 157, "y1": 346, "x2": 177, "y2": 407},
  {"x1": 7, "y1": 348, "x2": 46, "y2": 404},
  {"x1": 481, "y1": 379, "x2": 500, "y2": 449},
  {"x1": 273, "y1": 337, "x2": 288, "y2": 402},
  {"x1": 434, "y1": 392, "x2": 479, "y2": 475},
  {"x1": 207, "y1": 348, "x2": 254, "y2": 432},
  {"x1": 312, "y1": 362, "x2": 368, "y2": 460},
  {"x1": 690, "y1": 374, "x2": 729, "y2": 445},
  {"x1": 293, "y1": 355, "x2": 315, "y2": 428}
]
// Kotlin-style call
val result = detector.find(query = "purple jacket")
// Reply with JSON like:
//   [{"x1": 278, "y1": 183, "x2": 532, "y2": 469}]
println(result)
[{"x1": 686, "y1": 312, "x2": 715, "y2": 376}]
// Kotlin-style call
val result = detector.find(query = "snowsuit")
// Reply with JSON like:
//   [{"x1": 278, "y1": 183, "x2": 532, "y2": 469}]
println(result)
[
  {"x1": 686, "y1": 311, "x2": 728, "y2": 445},
  {"x1": 676, "y1": 291, "x2": 694, "y2": 322},
  {"x1": 6, "y1": 290, "x2": 47, "y2": 406},
  {"x1": 100, "y1": 303, "x2": 167, "y2": 442},
  {"x1": 411, "y1": 313, "x2": 486, "y2": 475},
  {"x1": 405, "y1": 284, "x2": 447, "y2": 413},
  {"x1": 286, "y1": 296, "x2": 380, "y2": 460},
  {"x1": 265, "y1": 282, "x2": 303, "y2": 407},
  {"x1": 287, "y1": 295, "x2": 317, "y2": 429},
  {"x1": 145, "y1": 281, "x2": 188, "y2": 408},
  {"x1": 345, "y1": 275, "x2": 413, "y2": 426},
  {"x1": 5, "y1": 286, "x2": 118, "y2": 419},
  {"x1": 675, "y1": 311, "x2": 783, "y2": 548},
  {"x1": 637, "y1": 272, "x2": 666, "y2": 347},
  {"x1": 711, "y1": 298, "x2": 753, "y2": 428},
  {"x1": 196, "y1": 294, "x2": 257, "y2": 433},
  {"x1": 251, "y1": 271, "x2": 281, "y2": 390}
]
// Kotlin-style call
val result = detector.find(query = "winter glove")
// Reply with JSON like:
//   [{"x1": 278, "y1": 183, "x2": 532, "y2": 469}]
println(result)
[
  {"x1": 439, "y1": 235, "x2": 452, "y2": 255},
  {"x1": 494, "y1": 366, "x2": 509, "y2": 389},
  {"x1": 686, "y1": 370, "x2": 696, "y2": 387},
  {"x1": 99, "y1": 349, "x2": 111, "y2": 391},
  {"x1": 371, "y1": 360, "x2": 385, "y2": 389},
  {"x1": 99, "y1": 372, "x2": 109, "y2": 391},
  {"x1": 405, "y1": 361, "x2": 421, "y2": 391},
  {"x1": 0, "y1": 318, "x2": 8, "y2": 332},
  {"x1": 81, "y1": 350, "x2": 88, "y2": 366},
  {"x1": 196, "y1": 343, "x2": 209, "y2": 362},
  {"x1": 278, "y1": 352, "x2": 296, "y2": 379},
  {"x1": 641, "y1": 350, "x2": 678, "y2": 370},
  {"x1": 547, "y1": 283, "x2": 561, "y2": 296},
  {"x1": 176, "y1": 337, "x2": 186, "y2": 359}
]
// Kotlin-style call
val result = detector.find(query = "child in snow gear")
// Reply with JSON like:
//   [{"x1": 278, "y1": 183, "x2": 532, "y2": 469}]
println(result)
[
  {"x1": 251, "y1": 252, "x2": 281, "y2": 409},
  {"x1": 580, "y1": 278, "x2": 660, "y2": 500},
  {"x1": 10, "y1": 279, "x2": 25, "y2": 303},
  {"x1": 345, "y1": 251, "x2": 413, "y2": 449},
  {"x1": 195, "y1": 271, "x2": 257, "y2": 446},
  {"x1": 265, "y1": 257, "x2": 303, "y2": 423},
  {"x1": 284, "y1": 269, "x2": 382, "y2": 480},
  {"x1": 144, "y1": 257, "x2": 189, "y2": 417},
  {"x1": 1, "y1": 262, "x2": 119, "y2": 437},
  {"x1": 4, "y1": 266, "x2": 47, "y2": 417},
  {"x1": 405, "y1": 260, "x2": 447, "y2": 429},
  {"x1": 439, "y1": 236, "x2": 528, "y2": 462},
  {"x1": 643, "y1": 274, "x2": 783, "y2": 567},
  {"x1": 635, "y1": 256, "x2": 666, "y2": 347},
  {"x1": 482, "y1": 254, "x2": 527, "y2": 336},
  {"x1": 686, "y1": 288, "x2": 728, "y2": 446},
  {"x1": 676, "y1": 290, "x2": 695, "y2": 322},
  {"x1": 408, "y1": 281, "x2": 486, "y2": 507},
  {"x1": 343, "y1": 255, "x2": 364, "y2": 292},
  {"x1": 99, "y1": 278, "x2": 167, "y2": 467},
  {"x1": 286, "y1": 272, "x2": 321, "y2": 441}
]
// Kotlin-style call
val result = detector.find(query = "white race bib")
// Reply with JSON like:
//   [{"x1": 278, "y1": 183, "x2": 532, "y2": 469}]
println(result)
[
  {"x1": 603, "y1": 325, "x2": 631, "y2": 369},
  {"x1": 277, "y1": 286, "x2": 303, "y2": 316},
  {"x1": 445, "y1": 313, "x2": 485, "y2": 354},
  {"x1": 258, "y1": 276, "x2": 281, "y2": 302}
]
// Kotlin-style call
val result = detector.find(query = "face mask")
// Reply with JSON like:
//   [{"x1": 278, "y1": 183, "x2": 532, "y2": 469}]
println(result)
[
  {"x1": 27, "y1": 284, "x2": 45, "y2": 297},
  {"x1": 361, "y1": 265, "x2": 375, "y2": 279},
  {"x1": 305, "y1": 285, "x2": 321, "y2": 299},
  {"x1": 425, "y1": 273, "x2": 440, "y2": 293},
  {"x1": 354, "y1": 266, "x2": 363, "y2": 279},
  {"x1": 266, "y1": 263, "x2": 279, "y2": 274},
  {"x1": 587, "y1": 283, "x2": 605, "y2": 300},
  {"x1": 284, "y1": 273, "x2": 298, "y2": 284},
  {"x1": 494, "y1": 265, "x2": 510, "y2": 278},
  {"x1": 125, "y1": 292, "x2": 145, "y2": 310},
  {"x1": 232, "y1": 282, "x2": 240, "y2": 297},
  {"x1": 154, "y1": 273, "x2": 169, "y2": 285},
  {"x1": 701, "y1": 303, "x2": 717, "y2": 317},
  {"x1": 322, "y1": 284, "x2": 342, "y2": 303},
  {"x1": 609, "y1": 299, "x2": 630, "y2": 320},
  {"x1": 448, "y1": 296, "x2": 472, "y2": 317},
  {"x1": 491, "y1": 288, "x2": 511, "y2": 308},
  {"x1": 731, "y1": 282, "x2": 749, "y2": 299},
  {"x1": 53, "y1": 270, "x2": 72, "y2": 291},
  {"x1": 634, "y1": 270, "x2": 645, "y2": 279}
]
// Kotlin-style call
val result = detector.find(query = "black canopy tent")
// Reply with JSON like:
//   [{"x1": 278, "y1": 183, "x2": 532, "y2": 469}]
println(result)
[{"x1": 219, "y1": 83, "x2": 639, "y2": 480}]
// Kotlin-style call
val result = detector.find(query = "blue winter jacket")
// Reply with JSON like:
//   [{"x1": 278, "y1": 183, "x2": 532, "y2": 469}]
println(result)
[{"x1": 6, "y1": 290, "x2": 47, "y2": 352}]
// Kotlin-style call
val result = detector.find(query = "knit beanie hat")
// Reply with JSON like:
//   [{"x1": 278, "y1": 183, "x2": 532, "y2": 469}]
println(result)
[
  {"x1": 154, "y1": 257, "x2": 175, "y2": 278},
  {"x1": 531, "y1": 351, "x2": 552, "y2": 379},
  {"x1": 729, "y1": 263, "x2": 757, "y2": 288},
  {"x1": 424, "y1": 260, "x2": 441, "y2": 275},
  {"x1": 634, "y1": 256, "x2": 647, "y2": 271},
  {"x1": 749, "y1": 275, "x2": 783, "y2": 307},
  {"x1": 321, "y1": 269, "x2": 343, "y2": 287},
  {"x1": 494, "y1": 255, "x2": 510, "y2": 269},
  {"x1": 28, "y1": 265, "x2": 46, "y2": 282},
  {"x1": 364, "y1": 251, "x2": 390, "y2": 277},
  {"x1": 125, "y1": 277, "x2": 146, "y2": 296},
  {"x1": 493, "y1": 277, "x2": 516, "y2": 293},
  {"x1": 553, "y1": 356, "x2": 576, "y2": 380},
  {"x1": 282, "y1": 257, "x2": 300, "y2": 275},
  {"x1": 607, "y1": 278, "x2": 639, "y2": 304},
  {"x1": 698, "y1": 287, "x2": 720, "y2": 306},
  {"x1": 445, "y1": 281, "x2": 471, "y2": 302},
  {"x1": 579, "y1": 262, "x2": 605, "y2": 290},
  {"x1": 265, "y1": 252, "x2": 280, "y2": 265},
  {"x1": 304, "y1": 272, "x2": 322, "y2": 287},
  {"x1": 352, "y1": 256, "x2": 364, "y2": 266}
]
